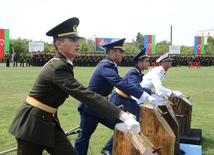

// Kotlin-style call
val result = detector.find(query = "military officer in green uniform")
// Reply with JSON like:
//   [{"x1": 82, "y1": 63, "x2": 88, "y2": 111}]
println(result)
[
  {"x1": 9, "y1": 17, "x2": 140, "y2": 155},
  {"x1": 4, "y1": 52, "x2": 10, "y2": 67}
]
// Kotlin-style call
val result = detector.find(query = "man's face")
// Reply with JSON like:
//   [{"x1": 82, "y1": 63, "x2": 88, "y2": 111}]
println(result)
[
  {"x1": 56, "y1": 38, "x2": 80, "y2": 59},
  {"x1": 162, "y1": 60, "x2": 172, "y2": 69},
  {"x1": 112, "y1": 49, "x2": 124, "y2": 63},
  {"x1": 139, "y1": 57, "x2": 150, "y2": 70}
]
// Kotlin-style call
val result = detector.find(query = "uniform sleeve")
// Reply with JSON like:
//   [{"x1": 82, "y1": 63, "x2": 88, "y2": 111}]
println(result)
[
  {"x1": 142, "y1": 88, "x2": 152, "y2": 95},
  {"x1": 100, "y1": 65, "x2": 144, "y2": 99},
  {"x1": 53, "y1": 65, "x2": 121, "y2": 121},
  {"x1": 151, "y1": 71, "x2": 172, "y2": 97},
  {"x1": 127, "y1": 70, "x2": 152, "y2": 95}
]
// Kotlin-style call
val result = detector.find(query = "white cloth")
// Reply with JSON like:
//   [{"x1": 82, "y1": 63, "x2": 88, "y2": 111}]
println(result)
[
  {"x1": 141, "y1": 66, "x2": 172, "y2": 103},
  {"x1": 119, "y1": 113, "x2": 140, "y2": 134},
  {"x1": 131, "y1": 91, "x2": 150, "y2": 104},
  {"x1": 151, "y1": 94, "x2": 164, "y2": 103},
  {"x1": 156, "y1": 91, "x2": 165, "y2": 98},
  {"x1": 131, "y1": 92, "x2": 157, "y2": 106}
]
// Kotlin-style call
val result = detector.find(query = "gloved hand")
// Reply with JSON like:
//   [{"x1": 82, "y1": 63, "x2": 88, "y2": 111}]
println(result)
[
  {"x1": 147, "y1": 95, "x2": 157, "y2": 106},
  {"x1": 119, "y1": 113, "x2": 140, "y2": 134},
  {"x1": 173, "y1": 91, "x2": 184, "y2": 98},
  {"x1": 155, "y1": 91, "x2": 166, "y2": 98}
]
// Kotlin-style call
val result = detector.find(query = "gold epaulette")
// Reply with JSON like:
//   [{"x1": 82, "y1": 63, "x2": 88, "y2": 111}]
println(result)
[{"x1": 131, "y1": 67, "x2": 140, "y2": 74}]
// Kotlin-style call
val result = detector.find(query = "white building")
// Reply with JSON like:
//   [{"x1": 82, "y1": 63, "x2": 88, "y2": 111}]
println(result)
[{"x1": 197, "y1": 29, "x2": 214, "y2": 44}]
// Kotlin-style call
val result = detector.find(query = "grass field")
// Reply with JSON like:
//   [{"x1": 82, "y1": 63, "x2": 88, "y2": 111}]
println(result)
[{"x1": 0, "y1": 63, "x2": 214, "y2": 155}]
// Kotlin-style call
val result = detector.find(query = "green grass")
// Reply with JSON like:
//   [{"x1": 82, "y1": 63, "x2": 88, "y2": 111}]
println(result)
[{"x1": 0, "y1": 63, "x2": 214, "y2": 155}]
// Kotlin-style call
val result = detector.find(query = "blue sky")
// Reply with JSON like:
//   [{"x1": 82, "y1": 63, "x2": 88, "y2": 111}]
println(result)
[{"x1": 1, "y1": 0, "x2": 214, "y2": 46}]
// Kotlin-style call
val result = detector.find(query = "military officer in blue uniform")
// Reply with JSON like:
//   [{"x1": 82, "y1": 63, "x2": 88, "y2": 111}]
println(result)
[
  {"x1": 101, "y1": 48, "x2": 158, "y2": 154},
  {"x1": 74, "y1": 39, "x2": 155, "y2": 155},
  {"x1": 8, "y1": 17, "x2": 140, "y2": 155},
  {"x1": 109, "y1": 48, "x2": 156, "y2": 121}
]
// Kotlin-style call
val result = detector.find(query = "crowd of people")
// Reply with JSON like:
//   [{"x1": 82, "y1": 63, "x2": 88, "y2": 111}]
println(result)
[{"x1": 3, "y1": 51, "x2": 214, "y2": 67}]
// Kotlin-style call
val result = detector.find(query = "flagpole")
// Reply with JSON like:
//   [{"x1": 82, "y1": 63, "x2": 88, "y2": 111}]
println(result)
[
  {"x1": 170, "y1": 25, "x2": 172, "y2": 45},
  {"x1": 94, "y1": 35, "x2": 96, "y2": 52}
]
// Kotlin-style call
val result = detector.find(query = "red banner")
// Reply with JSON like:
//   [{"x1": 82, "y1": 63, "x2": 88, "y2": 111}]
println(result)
[{"x1": 0, "y1": 29, "x2": 4, "y2": 58}]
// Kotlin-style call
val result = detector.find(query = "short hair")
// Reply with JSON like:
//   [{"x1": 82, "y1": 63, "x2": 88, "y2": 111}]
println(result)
[
  {"x1": 53, "y1": 37, "x2": 65, "y2": 50},
  {"x1": 134, "y1": 57, "x2": 148, "y2": 65}
]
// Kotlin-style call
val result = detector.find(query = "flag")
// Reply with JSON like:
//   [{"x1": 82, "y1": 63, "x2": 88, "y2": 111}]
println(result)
[
  {"x1": 95, "y1": 37, "x2": 119, "y2": 52},
  {"x1": 144, "y1": 35, "x2": 156, "y2": 55},
  {"x1": 194, "y1": 36, "x2": 204, "y2": 55},
  {"x1": 0, "y1": 29, "x2": 10, "y2": 59}
]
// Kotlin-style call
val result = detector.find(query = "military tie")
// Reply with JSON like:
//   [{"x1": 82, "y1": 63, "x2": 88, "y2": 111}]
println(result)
[
  {"x1": 140, "y1": 73, "x2": 144, "y2": 82},
  {"x1": 115, "y1": 66, "x2": 118, "y2": 74}
]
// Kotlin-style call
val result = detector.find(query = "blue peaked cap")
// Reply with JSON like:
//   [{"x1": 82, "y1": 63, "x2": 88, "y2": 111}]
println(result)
[
  {"x1": 131, "y1": 48, "x2": 149, "y2": 62},
  {"x1": 102, "y1": 38, "x2": 126, "y2": 52}
]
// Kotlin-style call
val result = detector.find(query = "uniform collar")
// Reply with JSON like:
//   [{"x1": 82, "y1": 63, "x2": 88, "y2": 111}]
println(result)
[
  {"x1": 55, "y1": 51, "x2": 73, "y2": 66},
  {"x1": 106, "y1": 56, "x2": 117, "y2": 67},
  {"x1": 135, "y1": 66, "x2": 143, "y2": 74},
  {"x1": 66, "y1": 58, "x2": 73, "y2": 66},
  {"x1": 114, "y1": 62, "x2": 117, "y2": 67}
]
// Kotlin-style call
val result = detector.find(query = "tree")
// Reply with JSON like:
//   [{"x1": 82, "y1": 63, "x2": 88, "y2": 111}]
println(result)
[
  {"x1": 85, "y1": 38, "x2": 95, "y2": 53},
  {"x1": 155, "y1": 40, "x2": 171, "y2": 54},
  {"x1": 132, "y1": 32, "x2": 144, "y2": 50},
  {"x1": 205, "y1": 44, "x2": 214, "y2": 55},
  {"x1": 180, "y1": 45, "x2": 194, "y2": 55},
  {"x1": 44, "y1": 42, "x2": 56, "y2": 53},
  {"x1": 124, "y1": 42, "x2": 139, "y2": 53},
  {"x1": 8, "y1": 35, "x2": 212, "y2": 56},
  {"x1": 207, "y1": 36, "x2": 214, "y2": 46},
  {"x1": 79, "y1": 38, "x2": 90, "y2": 53},
  {"x1": 10, "y1": 38, "x2": 30, "y2": 55}
]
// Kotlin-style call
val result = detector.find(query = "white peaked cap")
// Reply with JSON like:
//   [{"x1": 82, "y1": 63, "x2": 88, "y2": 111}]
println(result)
[{"x1": 156, "y1": 53, "x2": 173, "y2": 62}]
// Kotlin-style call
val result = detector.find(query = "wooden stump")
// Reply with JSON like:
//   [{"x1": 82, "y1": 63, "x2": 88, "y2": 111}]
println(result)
[
  {"x1": 169, "y1": 93, "x2": 192, "y2": 136},
  {"x1": 112, "y1": 123, "x2": 159, "y2": 155},
  {"x1": 140, "y1": 104, "x2": 175, "y2": 155},
  {"x1": 158, "y1": 101, "x2": 181, "y2": 155}
]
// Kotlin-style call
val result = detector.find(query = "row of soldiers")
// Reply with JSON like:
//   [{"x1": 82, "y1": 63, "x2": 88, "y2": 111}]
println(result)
[
  {"x1": 3, "y1": 52, "x2": 55, "y2": 67},
  {"x1": 65, "y1": 54, "x2": 214, "y2": 67},
  {"x1": 3, "y1": 52, "x2": 214, "y2": 67}
]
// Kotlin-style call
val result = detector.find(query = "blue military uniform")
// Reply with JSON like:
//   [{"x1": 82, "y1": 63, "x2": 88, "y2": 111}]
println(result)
[
  {"x1": 74, "y1": 39, "x2": 147, "y2": 155},
  {"x1": 102, "y1": 48, "x2": 152, "y2": 153}
]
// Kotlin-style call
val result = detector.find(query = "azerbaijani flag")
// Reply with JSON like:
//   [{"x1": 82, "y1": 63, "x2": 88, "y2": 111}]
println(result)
[
  {"x1": 0, "y1": 29, "x2": 10, "y2": 58},
  {"x1": 144, "y1": 35, "x2": 156, "y2": 55},
  {"x1": 194, "y1": 36, "x2": 204, "y2": 55}
]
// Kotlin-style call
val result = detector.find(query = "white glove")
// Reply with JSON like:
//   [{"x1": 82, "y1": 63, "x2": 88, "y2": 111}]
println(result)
[
  {"x1": 119, "y1": 113, "x2": 140, "y2": 134},
  {"x1": 155, "y1": 91, "x2": 166, "y2": 98},
  {"x1": 173, "y1": 91, "x2": 184, "y2": 98},
  {"x1": 147, "y1": 95, "x2": 157, "y2": 106}
]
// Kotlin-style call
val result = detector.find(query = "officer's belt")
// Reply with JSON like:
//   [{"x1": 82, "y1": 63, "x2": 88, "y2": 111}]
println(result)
[
  {"x1": 26, "y1": 96, "x2": 57, "y2": 114},
  {"x1": 115, "y1": 88, "x2": 129, "y2": 98}
]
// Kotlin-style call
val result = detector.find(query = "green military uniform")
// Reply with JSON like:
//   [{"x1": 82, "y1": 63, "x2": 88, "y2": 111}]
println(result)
[
  {"x1": 9, "y1": 51, "x2": 120, "y2": 146},
  {"x1": 4, "y1": 53, "x2": 10, "y2": 67},
  {"x1": 9, "y1": 17, "x2": 121, "y2": 155}
]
